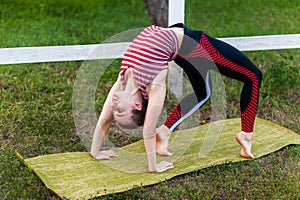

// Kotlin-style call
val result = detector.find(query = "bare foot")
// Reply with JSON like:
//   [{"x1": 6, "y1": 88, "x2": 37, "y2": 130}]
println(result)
[
  {"x1": 235, "y1": 131, "x2": 254, "y2": 159},
  {"x1": 156, "y1": 125, "x2": 173, "y2": 156}
]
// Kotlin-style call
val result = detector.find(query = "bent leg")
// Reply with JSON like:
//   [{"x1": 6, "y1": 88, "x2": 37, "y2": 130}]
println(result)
[
  {"x1": 194, "y1": 33, "x2": 262, "y2": 158},
  {"x1": 164, "y1": 69, "x2": 211, "y2": 131},
  {"x1": 203, "y1": 33, "x2": 263, "y2": 133}
]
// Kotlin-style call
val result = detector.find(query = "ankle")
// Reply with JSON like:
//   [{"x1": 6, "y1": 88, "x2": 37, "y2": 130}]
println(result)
[
  {"x1": 237, "y1": 131, "x2": 253, "y2": 142},
  {"x1": 158, "y1": 125, "x2": 171, "y2": 137},
  {"x1": 241, "y1": 131, "x2": 253, "y2": 135}
]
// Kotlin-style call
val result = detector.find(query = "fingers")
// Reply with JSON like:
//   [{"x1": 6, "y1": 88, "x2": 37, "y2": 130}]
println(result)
[
  {"x1": 93, "y1": 150, "x2": 118, "y2": 160},
  {"x1": 105, "y1": 150, "x2": 119, "y2": 157},
  {"x1": 97, "y1": 155, "x2": 111, "y2": 160},
  {"x1": 156, "y1": 161, "x2": 174, "y2": 173}
]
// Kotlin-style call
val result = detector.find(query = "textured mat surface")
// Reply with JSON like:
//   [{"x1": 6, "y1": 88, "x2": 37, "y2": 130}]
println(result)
[{"x1": 17, "y1": 118, "x2": 300, "y2": 199}]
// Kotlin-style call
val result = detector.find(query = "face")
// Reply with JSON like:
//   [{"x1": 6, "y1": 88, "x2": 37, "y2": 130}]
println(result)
[{"x1": 111, "y1": 89, "x2": 142, "y2": 126}]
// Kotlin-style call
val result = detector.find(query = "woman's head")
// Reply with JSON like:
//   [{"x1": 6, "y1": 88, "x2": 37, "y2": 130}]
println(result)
[{"x1": 111, "y1": 89, "x2": 148, "y2": 129}]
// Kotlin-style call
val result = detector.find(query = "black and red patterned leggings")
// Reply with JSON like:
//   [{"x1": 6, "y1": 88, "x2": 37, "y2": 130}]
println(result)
[{"x1": 164, "y1": 24, "x2": 262, "y2": 133}]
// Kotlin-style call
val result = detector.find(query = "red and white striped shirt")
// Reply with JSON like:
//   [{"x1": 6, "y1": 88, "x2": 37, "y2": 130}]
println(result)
[{"x1": 120, "y1": 25, "x2": 179, "y2": 99}]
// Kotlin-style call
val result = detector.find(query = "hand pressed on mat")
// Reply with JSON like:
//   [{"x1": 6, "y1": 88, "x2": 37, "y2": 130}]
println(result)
[{"x1": 91, "y1": 150, "x2": 118, "y2": 160}]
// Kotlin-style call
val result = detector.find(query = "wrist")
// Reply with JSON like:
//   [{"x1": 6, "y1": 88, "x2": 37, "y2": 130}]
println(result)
[
  {"x1": 90, "y1": 151, "x2": 97, "y2": 158},
  {"x1": 146, "y1": 150, "x2": 157, "y2": 173},
  {"x1": 148, "y1": 166, "x2": 157, "y2": 173}
]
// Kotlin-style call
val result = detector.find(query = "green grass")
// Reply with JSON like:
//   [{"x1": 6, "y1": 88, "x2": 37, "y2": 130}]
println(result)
[{"x1": 0, "y1": 0, "x2": 299, "y2": 199}]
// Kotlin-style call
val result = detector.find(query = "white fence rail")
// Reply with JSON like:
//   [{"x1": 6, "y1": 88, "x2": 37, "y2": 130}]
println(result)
[
  {"x1": 222, "y1": 34, "x2": 300, "y2": 51},
  {"x1": 1, "y1": 0, "x2": 299, "y2": 65},
  {"x1": 1, "y1": 0, "x2": 299, "y2": 99},
  {"x1": 1, "y1": 34, "x2": 300, "y2": 65},
  {"x1": 0, "y1": 43, "x2": 131, "y2": 65}
]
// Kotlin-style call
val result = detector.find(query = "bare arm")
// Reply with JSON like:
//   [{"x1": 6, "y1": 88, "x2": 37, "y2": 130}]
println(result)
[
  {"x1": 90, "y1": 81, "x2": 119, "y2": 159},
  {"x1": 143, "y1": 69, "x2": 174, "y2": 172}
]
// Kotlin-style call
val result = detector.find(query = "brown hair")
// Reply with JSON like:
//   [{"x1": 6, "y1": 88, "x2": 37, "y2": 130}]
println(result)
[{"x1": 131, "y1": 97, "x2": 148, "y2": 126}]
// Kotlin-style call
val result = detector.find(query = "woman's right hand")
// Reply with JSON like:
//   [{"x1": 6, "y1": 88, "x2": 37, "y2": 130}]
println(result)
[
  {"x1": 91, "y1": 150, "x2": 118, "y2": 160},
  {"x1": 149, "y1": 161, "x2": 174, "y2": 173}
]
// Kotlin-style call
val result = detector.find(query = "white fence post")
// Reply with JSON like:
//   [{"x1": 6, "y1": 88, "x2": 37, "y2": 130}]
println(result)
[{"x1": 168, "y1": 0, "x2": 185, "y2": 98}]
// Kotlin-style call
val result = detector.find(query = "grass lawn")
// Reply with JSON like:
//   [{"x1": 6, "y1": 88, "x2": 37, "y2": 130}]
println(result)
[{"x1": 1, "y1": 0, "x2": 299, "y2": 199}]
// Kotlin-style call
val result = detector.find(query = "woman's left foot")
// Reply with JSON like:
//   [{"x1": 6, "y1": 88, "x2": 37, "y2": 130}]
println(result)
[{"x1": 156, "y1": 125, "x2": 173, "y2": 156}]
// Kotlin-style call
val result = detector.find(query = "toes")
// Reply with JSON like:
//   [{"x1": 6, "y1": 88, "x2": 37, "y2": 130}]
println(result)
[{"x1": 240, "y1": 148, "x2": 254, "y2": 159}]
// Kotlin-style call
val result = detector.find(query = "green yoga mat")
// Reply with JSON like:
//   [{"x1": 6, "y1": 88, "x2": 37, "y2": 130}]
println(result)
[{"x1": 17, "y1": 118, "x2": 300, "y2": 199}]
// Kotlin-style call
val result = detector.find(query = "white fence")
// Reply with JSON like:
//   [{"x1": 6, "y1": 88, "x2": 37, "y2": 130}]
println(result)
[
  {"x1": 1, "y1": 0, "x2": 300, "y2": 65},
  {"x1": 1, "y1": 0, "x2": 299, "y2": 97},
  {"x1": 1, "y1": 0, "x2": 300, "y2": 64},
  {"x1": 1, "y1": 34, "x2": 300, "y2": 65}
]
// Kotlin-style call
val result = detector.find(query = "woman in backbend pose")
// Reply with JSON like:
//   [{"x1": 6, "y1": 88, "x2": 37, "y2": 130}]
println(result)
[{"x1": 90, "y1": 23, "x2": 263, "y2": 173}]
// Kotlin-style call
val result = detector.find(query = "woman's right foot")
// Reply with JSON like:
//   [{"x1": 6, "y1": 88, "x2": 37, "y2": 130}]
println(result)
[{"x1": 235, "y1": 131, "x2": 254, "y2": 159}]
